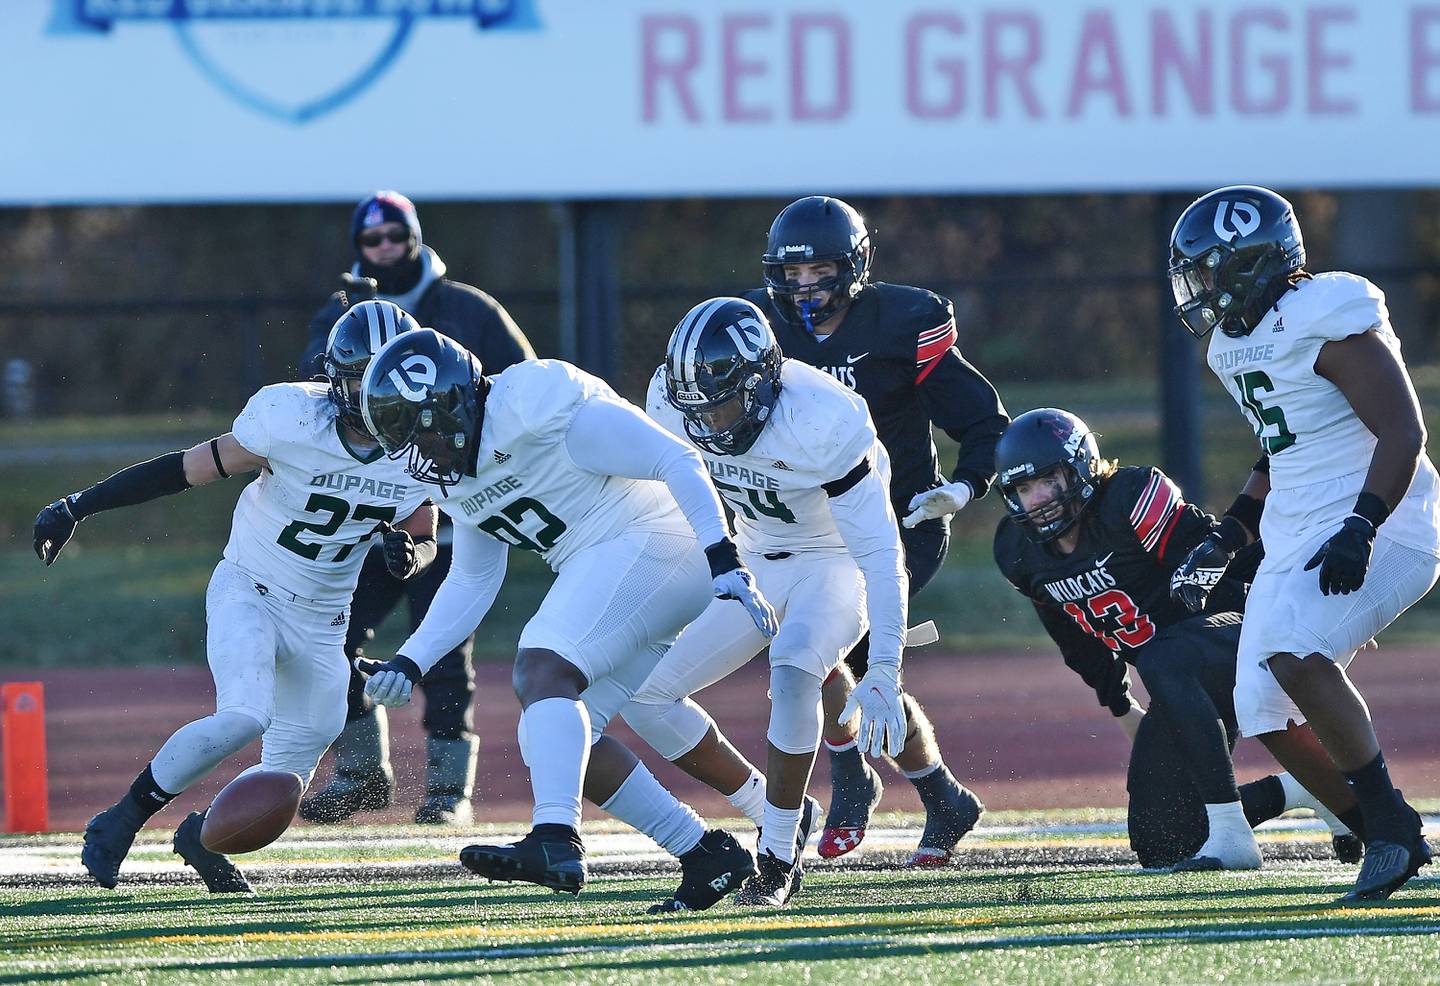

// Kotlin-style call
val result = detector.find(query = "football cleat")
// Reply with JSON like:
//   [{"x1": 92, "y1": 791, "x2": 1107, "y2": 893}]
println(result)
[
  {"x1": 735, "y1": 849, "x2": 802, "y2": 907},
  {"x1": 1344, "y1": 837, "x2": 1431, "y2": 902},
  {"x1": 907, "y1": 782, "x2": 984, "y2": 868},
  {"x1": 460, "y1": 824, "x2": 587, "y2": 895},
  {"x1": 298, "y1": 770, "x2": 393, "y2": 824},
  {"x1": 81, "y1": 799, "x2": 144, "y2": 890},
  {"x1": 819, "y1": 758, "x2": 884, "y2": 859},
  {"x1": 647, "y1": 829, "x2": 757, "y2": 914},
  {"x1": 173, "y1": 811, "x2": 253, "y2": 894}
]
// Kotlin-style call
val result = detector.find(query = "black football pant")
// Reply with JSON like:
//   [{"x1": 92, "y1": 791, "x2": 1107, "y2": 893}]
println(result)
[
  {"x1": 1126, "y1": 612, "x2": 1248, "y2": 867},
  {"x1": 840, "y1": 517, "x2": 948, "y2": 679},
  {"x1": 341, "y1": 543, "x2": 476, "y2": 740}
]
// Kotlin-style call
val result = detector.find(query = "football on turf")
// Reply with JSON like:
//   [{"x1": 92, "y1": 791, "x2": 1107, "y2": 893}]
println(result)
[{"x1": 200, "y1": 770, "x2": 304, "y2": 854}]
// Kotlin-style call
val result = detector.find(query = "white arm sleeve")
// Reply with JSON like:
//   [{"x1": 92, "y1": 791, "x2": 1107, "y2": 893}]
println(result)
[
  {"x1": 565, "y1": 396, "x2": 730, "y2": 548},
  {"x1": 829, "y1": 463, "x2": 909, "y2": 668},
  {"x1": 398, "y1": 521, "x2": 508, "y2": 675}
]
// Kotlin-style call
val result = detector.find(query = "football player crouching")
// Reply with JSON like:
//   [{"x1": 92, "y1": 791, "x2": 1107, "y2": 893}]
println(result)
[
  {"x1": 354, "y1": 328, "x2": 776, "y2": 909},
  {"x1": 622, "y1": 297, "x2": 931, "y2": 907},
  {"x1": 993, "y1": 408, "x2": 1361, "y2": 872},
  {"x1": 33, "y1": 301, "x2": 437, "y2": 892}
]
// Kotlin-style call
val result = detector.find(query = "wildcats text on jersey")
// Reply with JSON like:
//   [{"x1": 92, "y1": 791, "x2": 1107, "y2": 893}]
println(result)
[
  {"x1": 309, "y1": 473, "x2": 411, "y2": 500},
  {"x1": 1041, "y1": 558, "x2": 1118, "y2": 604}
]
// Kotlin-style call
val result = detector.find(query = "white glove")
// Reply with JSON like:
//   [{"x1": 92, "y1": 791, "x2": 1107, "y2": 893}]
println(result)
[
  {"x1": 713, "y1": 567, "x2": 780, "y2": 638},
  {"x1": 903, "y1": 481, "x2": 973, "y2": 528},
  {"x1": 356, "y1": 656, "x2": 421, "y2": 707},
  {"x1": 840, "y1": 662, "x2": 907, "y2": 758},
  {"x1": 1117, "y1": 703, "x2": 1145, "y2": 742}
]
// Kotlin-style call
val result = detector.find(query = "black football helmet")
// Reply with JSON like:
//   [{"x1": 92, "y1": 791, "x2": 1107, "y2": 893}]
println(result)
[
  {"x1": 665, "y1": 297, "x2": 783, "y2": 456},
  {"x1": 762, "y1": 196, "x2": 873, "y2": 331},
  {"x1": 324, "y1": 300, "x2": 419, "y2": 433},
  {"x1": 360, "y1": 328, "x2": 487, "y2": 492},
  {"x1": 1168, "y1": 185, "x2": 1306, "y2": 339},
  {"x1": 995, "y1": 408, "x2": 1103, "y2": 542}
]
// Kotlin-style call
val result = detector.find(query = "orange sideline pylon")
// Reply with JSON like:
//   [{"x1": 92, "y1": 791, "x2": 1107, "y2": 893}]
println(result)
[{"x1": 2, "y1": 681, "x2": 48, "y2": 833}]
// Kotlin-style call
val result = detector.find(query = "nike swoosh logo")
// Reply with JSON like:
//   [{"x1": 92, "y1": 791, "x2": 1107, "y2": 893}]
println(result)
[
  {"x1": 846, "y1": 352, "x2": 869, "y2": 364},
  {"x1": 1095, "y1": 552, "x2": 1114, "y2": 566}
]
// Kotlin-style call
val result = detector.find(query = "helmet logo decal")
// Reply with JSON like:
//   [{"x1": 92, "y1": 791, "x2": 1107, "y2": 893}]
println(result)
[
  {"x1": 1212, "y1": 200, "x2": 1261, "y2": 242},
  {"x1": 724, "y1": 316, "x2": 767, "y2": 360},
  {"x1": 389, "y1": 354, "x2": 438, "y2": 403},
  {"x1": 1062, "y1": 429, "x2": 1085, "y2": 458}
]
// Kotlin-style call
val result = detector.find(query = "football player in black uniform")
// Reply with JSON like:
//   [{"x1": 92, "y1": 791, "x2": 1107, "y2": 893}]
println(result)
[
  {"x1": 993, "y1": 408, "x2": 1363, "y2": 869},
  {"x1": 742, "y1": 196, "x2": 1007, "y2": 865}
]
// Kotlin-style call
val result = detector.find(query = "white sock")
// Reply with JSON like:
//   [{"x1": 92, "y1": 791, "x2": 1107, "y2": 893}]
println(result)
[
  {"x1": 1277, "y1": 772, "x2": 1352, "y2": 835},
  {"x1": 726, "y1": 769, "x2": 767, "y2": 829},
  {"x1": 150, "y1": 711, "x2": 265, "y2": 793},
  {"x1": 1204, "y1": 799, "x2": 1250, "y2": 835},
  {"x1": 599, "y1": 762, "x2": 704, "y2": 858},
  {"x1": 519, "y1": 698, "x2": 590, "y2": 830},
  {"x1": 758, "y1": 801, "x2": 803, "y2": 864}
]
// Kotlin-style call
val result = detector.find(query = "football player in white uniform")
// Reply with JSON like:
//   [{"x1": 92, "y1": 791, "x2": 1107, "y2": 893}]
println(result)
[
  {"x1": 356, "y1": 329, "x2": 778, "y2": 906},
  {"x1": 1167, "y1": 186, "x2": 1440, "y2": 899},
  {"x1": 623, "y1": 297, "x2": 934, "y2": 906},
  {"x1": 33, "y1": 301, "x2": 436, "y2": 892}
]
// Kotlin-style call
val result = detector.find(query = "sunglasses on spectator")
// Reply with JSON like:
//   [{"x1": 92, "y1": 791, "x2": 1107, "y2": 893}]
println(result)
[{"x1": 358, "y1": 229, "x2": 411, "y2": 247}]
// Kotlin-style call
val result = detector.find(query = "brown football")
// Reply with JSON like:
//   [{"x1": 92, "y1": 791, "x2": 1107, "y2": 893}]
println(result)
[{"x1": 200, "y1": 770, "x2": 304, "y2": 854}]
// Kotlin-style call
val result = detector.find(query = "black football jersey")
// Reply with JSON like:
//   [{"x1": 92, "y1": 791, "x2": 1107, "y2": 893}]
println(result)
[
  {"x1": 993, "y1": 466, "x2": 1220, "y2": 716},
  {"x1": 742, "y1": 282, "x2": 1008, "y2": 512}
]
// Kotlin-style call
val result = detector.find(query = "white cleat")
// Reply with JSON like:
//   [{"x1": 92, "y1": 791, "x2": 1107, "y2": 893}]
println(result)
[{"x1": 1172, "y1": 824, "x2": 1263, "y2": 872}]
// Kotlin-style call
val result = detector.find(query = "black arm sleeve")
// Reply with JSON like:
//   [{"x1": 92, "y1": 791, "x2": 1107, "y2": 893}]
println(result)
[
  {"x1": 300, "y1": 294, "x2": 347, "y2": 379},
  {"x1": 916, "y1": 349, "x2": 1009, "y2": 499},
  {"x1": 1032, "y1": 601, "x2": 1135, "y2": 717},
  {"x1": 70, "y1": 451, "x2": 193, "y2": 520}
]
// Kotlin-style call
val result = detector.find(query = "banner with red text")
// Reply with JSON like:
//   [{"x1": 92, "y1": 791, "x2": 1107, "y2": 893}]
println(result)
[{"x1": 7, "y1": 1, "x2": 1439, "y2": 203}]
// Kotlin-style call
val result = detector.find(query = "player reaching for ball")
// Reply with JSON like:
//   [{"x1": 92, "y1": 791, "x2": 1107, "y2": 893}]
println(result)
[{"x1": 33, "y1": 301, "x2": 436, "y2": 892}]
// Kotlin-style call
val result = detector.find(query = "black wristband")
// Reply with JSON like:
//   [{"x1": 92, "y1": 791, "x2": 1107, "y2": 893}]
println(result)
[
  {"x1": 1352, "y1": 491, "x2": 1390, "y2": 529},
  {"x1": 1223, "y1": 493, "x2": 1264, "y2": 539},
  {"x1": 1214, "y1": 515, "x2": 1251, "y2": 554},
  {"x1": 70, "y1": 451, "x2": 191, "y2": 520},
  {"x1": 392, "y1": 655, "x2": 424, "y2": 684},
  {"x1": 1252, "y1": 454, "x2": 1271, "y2": 475},
  {"x1": 209, "y1": 439, "x2": 230, "y2": 479},
  {"x1": 704, "y1": 539, "x2": 742, "y2": 578}
]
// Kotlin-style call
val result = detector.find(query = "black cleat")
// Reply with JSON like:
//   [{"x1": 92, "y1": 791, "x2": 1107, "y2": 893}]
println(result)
[
  {"x1": 81, "y1": 800, "x2": 144, "y2": 890},
  {"x1": 297, "y1": 770, "x2": 393, "y2": 824},
  {"x1": 173, "y1": 811, "x2": 253, "y2": 894},
  {"x1": 735, "y1": 849, "x2": 802, "y2": 907},
  {"x1": 1332, "y1": 832, "x2": 1364, "y2": 865},
  {"x1": 648, "y1": 829, "x2": 757, "y2": 914},
  {"x1": 819, "y1": 759, "x2": 883, "y2": 859},
  {"x1": 908, "y1": 780, "x2": 985, "y2": 868},
  {"x1": 460, "y1": 824, "x2": 587, "y2": 895},
  {"x1": 1344, "y1": 837, "x2": 1431, "y2": 902}
]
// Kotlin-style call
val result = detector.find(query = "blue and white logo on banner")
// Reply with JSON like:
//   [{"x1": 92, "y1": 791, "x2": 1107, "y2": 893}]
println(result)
[{"x1": 48, "y1": 1, "x2": 542, "y2": 124}]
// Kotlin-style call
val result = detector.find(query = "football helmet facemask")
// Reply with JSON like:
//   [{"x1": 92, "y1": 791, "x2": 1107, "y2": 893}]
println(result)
[
  {"x1": 762, "y1": 196, "x2": 873, "y2": 332},
  {"x1": 995, "y1": 408, "x2": 1103, "y2": 543},
  {"x1": 360, "y1": 328, "x2": 487, "y2": 493},
  {"x1": 1168, "y1": 185, "x2": 1306, "y2": 339},
  {"x1": 665, "y1": 297, "x2": 783, "y2": 456},
  {"x1": 324, "y1": 300, "x2": 420, "y2": 433}
]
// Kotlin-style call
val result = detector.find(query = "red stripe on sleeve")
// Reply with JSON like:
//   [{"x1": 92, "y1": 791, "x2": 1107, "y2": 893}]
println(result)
[{"x1": 915, "y1": 319, "x2": 958, "y2": 365}]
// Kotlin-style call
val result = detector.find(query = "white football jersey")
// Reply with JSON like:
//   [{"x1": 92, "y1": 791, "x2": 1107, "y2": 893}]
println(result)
[
  {"x1": 224, "y1": 383, "x2": 432, "y2": 602},
  {"x1": 1208, "y1": 272, "x2": 1438, "y2": 491},
  {"x1": 440, "y1": 360, "x2": 689, "y2": 570},
  {"x1": 646, "y1": 359, "x2": 887, "y2": 556}
]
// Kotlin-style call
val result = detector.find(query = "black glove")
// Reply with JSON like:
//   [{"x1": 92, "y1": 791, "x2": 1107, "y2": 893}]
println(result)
[
  {"x1": 380, "y1": 523, "x2": 417, "y2": 579},
  {"x1": 1169, "y1": 532, "x2": 1234, "y2": 613},
  {"x1": 338, "y1": 274, "x2": 378, "y2": 310},
  {"x1": 1305, "y1": 515, "x2": 1376, "y2": 595},
  {"x1": 33, "y1": 496, "x2": 80, "y2": 566}
]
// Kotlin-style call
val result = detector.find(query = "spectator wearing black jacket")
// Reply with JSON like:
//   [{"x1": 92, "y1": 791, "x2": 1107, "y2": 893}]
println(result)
[{"x1": 299, "y1": 191, "x2": 535, "y2": 827}]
